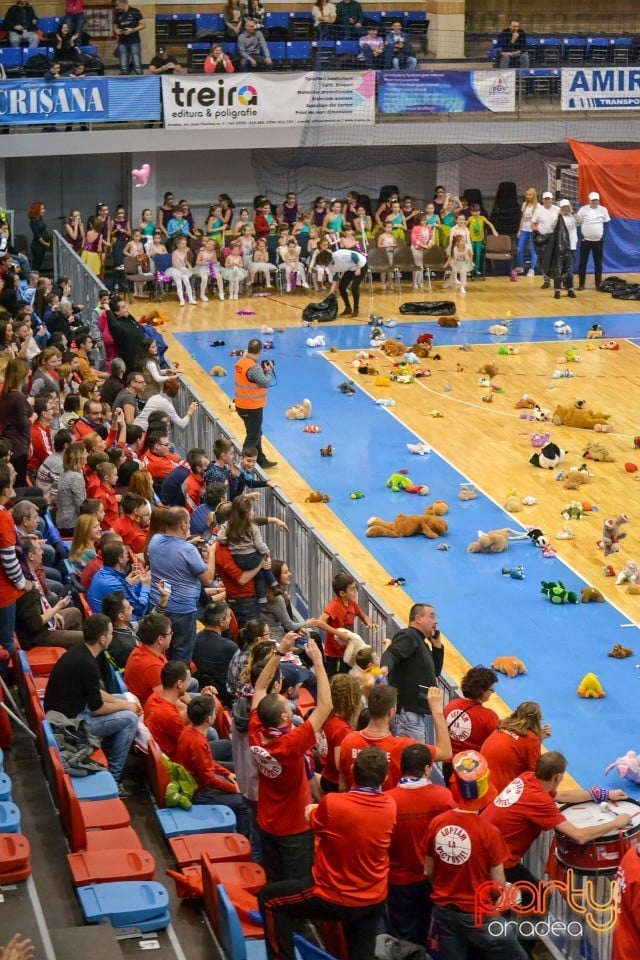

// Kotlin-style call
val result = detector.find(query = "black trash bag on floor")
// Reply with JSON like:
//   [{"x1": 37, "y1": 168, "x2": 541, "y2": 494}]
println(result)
[
  {"x1": 399, "y1": 300, "x2": 457, "y2": 315},
  {"x1": 599, "y1": 276, "x2": 625, "y2": 294},
  {"x1": 612, "y1": 284, "x2": 640, "y2": 300},
  {"x1": 302, "y1": 293, "x2": 338, "y2": 323}
]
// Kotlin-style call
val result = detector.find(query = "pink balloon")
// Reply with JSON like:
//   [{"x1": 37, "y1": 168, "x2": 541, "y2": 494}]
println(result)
[{"x1": 132, "y1": 163, "x2": 151, "y2": 187}]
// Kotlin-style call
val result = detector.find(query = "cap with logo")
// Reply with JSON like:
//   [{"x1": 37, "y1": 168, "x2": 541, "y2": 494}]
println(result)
[
  {"x1": 588, "y1": 192, "x2": 600, "y2": 201},
  {"x1": 450, "y1": 750, "x2": 497, "y2": 811}
]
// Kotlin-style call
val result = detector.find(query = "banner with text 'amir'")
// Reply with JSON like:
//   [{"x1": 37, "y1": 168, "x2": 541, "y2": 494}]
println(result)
[{"x1": 161, "y1": 71, "x2": 376, "y2": 129}]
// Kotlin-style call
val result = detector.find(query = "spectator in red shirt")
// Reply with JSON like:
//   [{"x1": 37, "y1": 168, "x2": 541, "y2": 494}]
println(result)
[
  {"x1": 259, "y1": 746, "x2": 396, "y2": 960},
  {"x1": 0, "y1": 463, "x2": 31, "y2": 670},
  {"x1": 481, "y1": 701, "x2": 551, "y2": 794},
  {"x1": 93, "y1": 461, "x2": 121, "y2": 530},
  {"x1": 425, "y1": 750, "x2": 527, "y2": 959},
  {"x1": 387, "y1": 743, "x2": 455, "y2": 945},
  {"x1": 27, "y1": 394, "x2": 54, "y2": 473},
  {"x1": 250, "y1": 634, "x2": 332, "y2": 882},
  {"x1": 613, "y1": 843, "x2": 640, "y2": 960},
  {"x1": 183, "y1": 450, "x2": 209, "y2": 514},
  {"x1": 141, "y1": 431, "x2": 180, "y2": 486},
  {"x1": 176, "y1": 693, "x2": 250, "y2": 835},
  {"x1": 317, "y1": 673, "x2": 361, "y2": 794},
  {"x1": 339, "y1": 684, "x2": 451, "y2": 791},
  {"x1": 123, "y1": 611, "x2": 172, "y2": 704},
  {"x1": 216, "y1": 540, "x2": 264, "y2": 627},
  {"x1": 443, "y1": 664, "x2": 499, "y2": 785},
  {"x1": 112, "y1": 492, "x2": 151, "y2": 555},
  {"x1": 144, "y1": 659, "x2": 192, "y2": 758},
  {"x1": 315, "y1": 572, "x2": 374, "y2": 677}
]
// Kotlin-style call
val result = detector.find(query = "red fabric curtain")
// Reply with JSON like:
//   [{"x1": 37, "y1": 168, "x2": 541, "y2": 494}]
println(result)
[{"x1": 569, "y1": 139, "x2": 640, "y2": 218}]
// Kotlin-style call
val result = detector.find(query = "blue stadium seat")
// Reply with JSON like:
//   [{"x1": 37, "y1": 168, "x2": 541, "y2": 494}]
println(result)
[
  {"x1": 312, "y1": 39, "x2": 336, "y2": 68},
  {"x1": 23, "y1": 47, "x2": 52, "y2": 67},
  {"x1": 221, "y1": 42, "x2": 237, "y2": 56},
  {"x1": 264, "y1": 12, "x2": 290, "y2": 38},
  {"x1": 612, "y1": 37, "x2": 632, "y2": 63},
  {"x1": 362, "y1": 12, "x2": 382, "y2": 24},
  {"x1": 405, "y1": 11, "x2": 429, "y2": 52},
  {"x1": 0, "y1": 772, "x2": 12, "y2": 802},
  {"x1": 37, "y1": 16, "x2": 60, "y2": 35},
  {"x1": 290, "y1": 12, "x2": 313, "y2": 39},
  {"x1": 524, "y1": 37, "x2": 541, "y2": 66},
  {"x1": 294, "y1": 934, "x2": 339, "y2": 960},
  {"x1": 267, "y1": 41, "x2": 286, "y2": 66},
  {"x1": 195, "y1": 13, "x2": 225, "y2": 39},
  {"x1": 78, "y1": 45, "x2": 98, "y2": 57},
  {"x1": 0, "y1": 48, "x2": 22, "y2": 70},
  {"x1": 563, "y1": 37, "x2": 587, "y2": 64},
  {"x1": 538, "y1": 37, "x2": 562, "y2": 65},
  {"x1": 217, "y1": 885, "x2": 267, "y2": 960},
  {"x1": 78, "y1": 881, "x2": 170, "y2": 930},
  {"x1": 0, "y1": 802, "x2": 21, "y2": 833},
  {"x1": 41, "y1": 720, "x2": 119, "y2": 801},
  {"x1": 286, "y1": 41, "x2": 311, "y2": 68},
  {"x1": 587, "y1": 37, "x2": 611, "y2": 63},
  {"x1": 155, "y1": 805, "x2": 237, "y2": 838}
]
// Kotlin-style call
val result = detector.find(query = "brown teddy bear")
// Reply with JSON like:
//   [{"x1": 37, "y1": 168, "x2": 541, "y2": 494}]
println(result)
[
  {"x1": 438, "y1": 316, "x2": 459, "y2": 327},
  {"x1": 515, "y1": 395, "x2": 536, "y2": 409},
  {"x1": 365, "y1": 500, "x2": 449, "y2": 539},
  {"x1": 583, "y1": 441, "x2": 615, "y2": 462},
  {"x1": 581, "y1": 586, "x2": 604, "y2": 603},
  {"x1": 410, "y1": 342, "x2": 432, "y2": 358},
  {"x1": 382, "y1": 341, "x2": 406, "y2": 358},
  {"x1": 467, "y1": 528, "x2": 528, "y2": 553},
  {"x1": 552, "y1": 403, "x2": 614, "y2": 431},
  {"x1": 478, "y1": 362, "x2": 499, "y2": 378},
  {"x1": 562, "y1": 468, "x2": 591, "y2": 490}
]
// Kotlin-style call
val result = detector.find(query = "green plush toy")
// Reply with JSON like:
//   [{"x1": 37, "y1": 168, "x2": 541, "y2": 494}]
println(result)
[
  {"x1": 162, "y1": 755, "x2": 198, "y2": 809},
  {"x1": 540, "y1": 580, "x2": 579, "y2": 604},
  {"x1": 386, "y1": 473, "x2": 429, "y2": 495}
]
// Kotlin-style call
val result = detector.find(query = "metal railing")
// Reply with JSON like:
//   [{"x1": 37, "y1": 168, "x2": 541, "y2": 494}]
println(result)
[{"x1": 52, "y1": 230, "x2": 104, "y2": 326}]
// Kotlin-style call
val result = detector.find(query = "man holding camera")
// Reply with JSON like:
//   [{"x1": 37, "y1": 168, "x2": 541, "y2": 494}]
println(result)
[
  {"x1": 384, "y1": 20, "x2": 417, "y2": 70},
  {"x1": 381, "y1": 603, "x2": 444, "y2": 745},
  {"x1": 233, "y1": 338, "x2": 277, "y2": 470}
]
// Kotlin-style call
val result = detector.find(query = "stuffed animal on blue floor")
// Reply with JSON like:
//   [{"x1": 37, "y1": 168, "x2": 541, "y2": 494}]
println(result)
[{"x1": 541, "y1": 580, "x2": 579, "y2": 604}]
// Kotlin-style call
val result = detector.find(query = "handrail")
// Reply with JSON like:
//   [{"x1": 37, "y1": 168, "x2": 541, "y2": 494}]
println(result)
[{"x1": 52, "y1": 230, "x2": 104, "y2": 327}]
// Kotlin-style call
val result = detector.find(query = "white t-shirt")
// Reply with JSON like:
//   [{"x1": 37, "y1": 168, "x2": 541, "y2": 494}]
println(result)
[
  {"x1": 531, "y1": 204, "x2": 559, "y2": 236},
  {"x1": 576, "y1": 204, "x2": 611, "y2": 241},
  {"x1": 521, "y1": 202, "x2": 541, "y2": 232},
  {"x1": 330, "y1": 249, "x2": 367, "y2": 275}
]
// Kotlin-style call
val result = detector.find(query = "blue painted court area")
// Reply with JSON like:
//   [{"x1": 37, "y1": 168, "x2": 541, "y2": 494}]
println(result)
[{"x1": 176, "y1": 311, "x2": 640, "y2": 792}]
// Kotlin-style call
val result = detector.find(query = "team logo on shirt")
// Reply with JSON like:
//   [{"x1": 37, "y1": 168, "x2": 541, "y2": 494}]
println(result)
[
  {"x1": 315, "y1": 730, "x2": 328, "y2": 761},
  {"x1": 434, "y1": 825, "x2": 472, "y2": 865},
  {"x1": 494, "y1": 777, "x2": 525, "y2": 808},
  {"x1": 250, "y1": 746, "x2": 282, "y2": 778},
  {"x1": 447, "y1": 709, "x2": 472, "y2": 742}
]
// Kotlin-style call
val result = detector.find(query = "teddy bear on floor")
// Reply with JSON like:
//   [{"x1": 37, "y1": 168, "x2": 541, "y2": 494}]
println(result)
[
  {"x1": 286, "y1": 399, "x2": 312, "y2": 420},
  {"x1": 583, "y1": 441, "x2": 615, "y2": 462},
  {"x1": 381, "y1": 340, "x2": 406, "y2": 358},
  {"x1": 552, "y1": 403, "x2": 614, "y2": 431},
  {"x1": 438, "y1": 315, "x2": 459, "y2": 328},
  {"x1": 491, "y1": 656, "x2": 527, "y2": 678},
  {"x1": 467, "y1": 528, "x2": 528, "y2": 554},
  {"x1": 601, "y1": 514, "x2": 630, "y2": 556},
  {"x1": 365, "y1": 500, "x2": 449, "y2": 539},
  {"x1": 562, "y1": 468, "x2": 591, "y2": 491}
]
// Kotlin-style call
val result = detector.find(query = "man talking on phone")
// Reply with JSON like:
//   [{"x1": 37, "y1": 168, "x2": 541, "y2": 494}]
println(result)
[{"x1": 381, "y1": 603, "x2": 444, "y2": 744}]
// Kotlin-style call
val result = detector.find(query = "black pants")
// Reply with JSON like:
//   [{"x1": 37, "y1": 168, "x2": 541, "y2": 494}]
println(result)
[
  {"x1": 11, "y1": 452, "x2": 28, "y2": 488},
  {"x1": 259, "y1": 876, "x2": 385, "y2": 960},
  {"x1": 259, "y1": 827, "x2": 315, "y2": 884},
  {"x1": 338, "y1": 269, "x2": 364, "y2": 314},
  {"x1": 236, "y1": 405, "x2": 266, "y2": 465},
  {"x1": 387, "y1": 878, "x2": 432, "y2": 945},
  {"x1": 578, "y1": 238, "x2": 603, "y2": 287}
]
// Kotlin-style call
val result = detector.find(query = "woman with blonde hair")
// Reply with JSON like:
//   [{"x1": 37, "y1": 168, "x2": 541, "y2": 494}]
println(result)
[
  {"x1": 480, "y1": 700, "x2": 551, "y2": 792},
  {"x1": 69, "y1": 513, "x2": 102, "y2": 569},
  {"x1": 517, "y1": 186, "x2": 542, "y2": 278},
  {"x1": 319, "y1": 673, "x2": 361, "y2": 794},
  {"x1": 56, "y1": 441, "x2": 87, "y2": 535},
  {"x1": 0, "y1": 357, "x2": 32, "y2": 485}
]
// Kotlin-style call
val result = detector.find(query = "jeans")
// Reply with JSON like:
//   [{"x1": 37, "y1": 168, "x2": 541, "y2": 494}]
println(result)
[
  {"x1": 389, "y1": 54, "x2": 417, "y2": 69},
  {"x1": 391, "y1": 708, "x2": 434, "y2": 744},
  {"x1": 259, "y1": 828, "x2": 315, "y2": 884},
  {"x1": 167, "y1": 610, "x2": 198, "y2": 665},
  {"x1": 0, "y1": 602, "x2": 17, "y2": 678},
  {"x1": 193, "y1": 787, "x2": 250, "y2": 837},
  {"x1": 239, "y1": 54, "x2": 271, "y2": 71},
  {"x1": 236, "y1": 405, "x2": 267, "y2": 466},
  {"x1": 578, "y1": 237, "x2": 604, "y2": 287},
  {"x1": 499, "y1": 52, "x2": 530, "y2": 68},
  {"x1": 81, "y1": 704, "x2": 138, "y2": 781},
  {"x1": 361, "y1": 48, "x2": 385, "y2": 69},
  {"x1": 65, "y1": 13, "x2": 86, "y2": 36},
  {"x1": 228, "y1": 595, "x2": 260, "y2": 628},
  {"x1": 259, "y1": 876, "x2": 385, "y2": 960},
  {"x1": 432, "y1": 904, "x2": 528, "y2": 960},
  {"x1": 10, "y1": 30, "x2": 39, "y2": 47},
  {"x1": 387, "y1": 879, "x2": 432, "y2": 945},
  {"x1": 233, "y1": 550, "x2": 277, "y2": 603},
  {"x1": 517, "y1": 230, "x2": 537, "y2": 271},
  {"x1": 116, "y1": 41, "x2": 143, "y2": 75}
]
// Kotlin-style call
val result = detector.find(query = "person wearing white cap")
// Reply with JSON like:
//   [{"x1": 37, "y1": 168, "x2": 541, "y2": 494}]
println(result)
[
  {"x1": 531, "y1": 192, "x2": 559, "y2": 289},
  {"x1": 554, "y1": 199, "x2": 578, "y2": 299},
  {"x1": 576, "y1": 191, "x2": 610, "y2": 290}
]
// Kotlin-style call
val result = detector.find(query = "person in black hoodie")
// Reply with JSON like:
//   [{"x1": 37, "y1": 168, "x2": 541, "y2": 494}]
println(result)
[{"x1": 5, "y1": 0, "x2": 39, "y2": 47}]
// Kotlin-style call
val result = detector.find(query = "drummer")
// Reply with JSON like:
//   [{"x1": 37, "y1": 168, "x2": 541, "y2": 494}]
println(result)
[{"x1": 484, "y1": 751, "x2": 632, "y2": 882}]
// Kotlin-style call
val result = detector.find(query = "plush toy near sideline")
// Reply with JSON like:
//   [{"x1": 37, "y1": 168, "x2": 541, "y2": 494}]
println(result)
[
  {"x1": 467, "y1": 528, "x2": 529, "y2": 554},
  {"x1": 491, "y1": 656, "x2": 527, "y2": 678},
  {"x1": 581, "y1": 586, "x2": 604, "y2": 603},
  {"x1": 366, "y1": 500, "x2": 449, "y2": 539},
  {"x1": 541, "y1": 580, "x2": 579, "y2": 603},
  {"x1": 607, "y1": 643, "x2": 634, "y2": 659},
  {"x1": 530, "y1": 442, "x2": 567, "y2": 469},
  {"x1": 600, "y1": 514, "x2": 630, "y2": 556},
  {"x1": 605, "y1": 751, "x2": 640, "y2": 784}
]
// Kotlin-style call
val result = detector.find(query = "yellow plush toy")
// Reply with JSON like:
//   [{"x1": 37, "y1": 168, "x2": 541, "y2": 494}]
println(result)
[
  {"x1": 577, "y1": 673, "x2": 605, "y2": 698},
  {"x1": 366, "y1": 500, "x2": 449, "y2": 539}
]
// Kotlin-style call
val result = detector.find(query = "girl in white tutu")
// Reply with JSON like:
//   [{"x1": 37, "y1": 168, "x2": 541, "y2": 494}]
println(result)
[
  {"x1": 283, "y1": 238, "x2": 309, "y2": 292},
  {"x1": 194, "y1": 238, "x2": 224, "y2": 301},
  {"x1": 221, "y1": 240, "x2": 248, "y2": 300},
  {"x1": 167, "y1": 236, "x2": 196, "y2": 306},
  {"x1": 249, "y1": 237, "x2": 276, "y2": 288}
]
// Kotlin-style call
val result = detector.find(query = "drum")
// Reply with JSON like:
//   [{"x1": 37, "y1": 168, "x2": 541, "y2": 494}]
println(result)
[{"x1": 555, "y1": 798, "x2": 640, "y2": 874}]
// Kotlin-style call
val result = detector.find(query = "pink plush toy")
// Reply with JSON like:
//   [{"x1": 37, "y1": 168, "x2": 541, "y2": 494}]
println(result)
[{"x1": 605, "y1": 750, "x2": 640, "y2": 784}]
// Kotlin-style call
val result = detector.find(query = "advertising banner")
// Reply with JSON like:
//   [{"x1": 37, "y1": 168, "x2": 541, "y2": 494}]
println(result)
[
  {"x1": 162, "y1": 71, "x2": 376, "y2": 129},
  {"x1": 0, "y1": 76, "x2": 161, "y2": 125},
  {"x1": 562, "y1": 68, "x2": 640, "y2": 110},
  {"x1": 377, "y1": 70, "x2": 516, "y2": 114}
]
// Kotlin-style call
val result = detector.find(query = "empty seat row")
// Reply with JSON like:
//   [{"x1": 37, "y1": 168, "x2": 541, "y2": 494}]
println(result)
[{"x1": 0, "y1": 45, "x2": 97, "y2": 71}]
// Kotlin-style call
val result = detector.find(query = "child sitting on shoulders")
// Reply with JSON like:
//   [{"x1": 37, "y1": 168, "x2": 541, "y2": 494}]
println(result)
[{"x1": 216, "y1": 496, "x2": 278, "y2": 604}]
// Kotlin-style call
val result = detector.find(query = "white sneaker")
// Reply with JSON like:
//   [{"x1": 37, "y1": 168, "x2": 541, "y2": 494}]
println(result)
[
  {"x1": 178, "y1": 299, "x2": 185, "y2": 306},
  {"x1": 201, "y1": 293, "x2": 209, "y2": 302},
  {"x1": 286, "y1": 284, "x2": 292, "y2": 293},
  {"x1": 527, "y1": 269, "x2": 535, "y2": 278},
  {"x1": 460, "y1": 286, "x2": 466, "y2": 295},
  {"x1": 219, "y1": 292, "x2": 225, "y2": 301},
  {"x1": 189, "y1": 299, "x2": 197, "y2": 305}
]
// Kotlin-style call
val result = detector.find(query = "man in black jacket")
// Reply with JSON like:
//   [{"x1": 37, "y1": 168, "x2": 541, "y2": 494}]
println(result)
[
  {"x1": 498, "y1": 18, "x2": 529, "y2": 69},
  {"x1": 4, "y1": 0, "x2": 39, "y2": 47},
  {"x1": 381, "y1": 602, "x2": 444, "y2": 744},
  {"x1": 106, "y1": 297, "x2": 146, "y2": 374}
]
